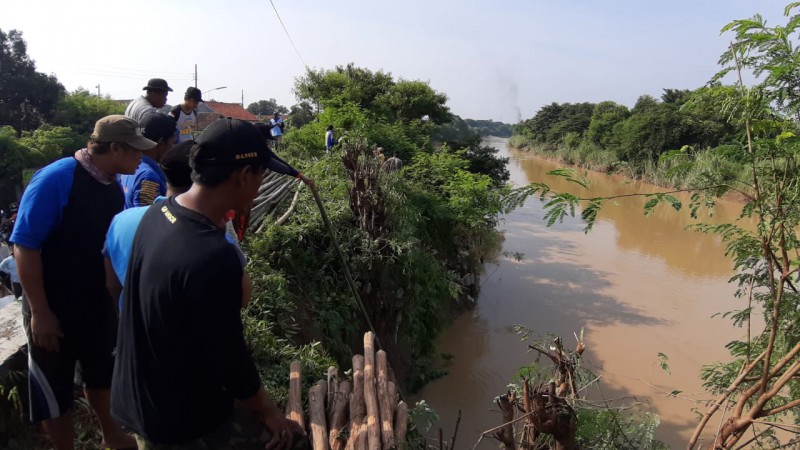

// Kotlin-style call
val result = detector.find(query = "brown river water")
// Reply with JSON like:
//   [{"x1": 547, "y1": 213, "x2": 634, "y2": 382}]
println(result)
[{"x1": 414, "y1": 137, "x2": 758, "y2": 448}]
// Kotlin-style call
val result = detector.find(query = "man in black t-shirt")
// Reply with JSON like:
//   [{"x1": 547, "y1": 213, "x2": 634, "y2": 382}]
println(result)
[{"x1": 112, "y1": 118, "x2": 312, "y2": 448}]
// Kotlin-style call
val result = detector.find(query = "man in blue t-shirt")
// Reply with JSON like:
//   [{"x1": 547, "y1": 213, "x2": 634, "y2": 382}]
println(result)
[
  {"x1": 105, "y1": 139, "x2": 255, "y2": 313},
  {"x1": 119, "y1": 113, "x2": 177, "y2": 208},
  {"x1": 112, "y1": 119, "x2": 313, "y2": 448},
  {"x1": 11, "y1": 115, "x2": 155, "y2": 450}
]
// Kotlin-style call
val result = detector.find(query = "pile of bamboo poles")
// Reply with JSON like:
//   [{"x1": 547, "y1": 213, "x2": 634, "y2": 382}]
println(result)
[
  {"x1": 249, "y1": 171, "x2": 300, "y2": 232},
  {"x1": 286, "y1": 331, "x2": 409, "y2": 450}
]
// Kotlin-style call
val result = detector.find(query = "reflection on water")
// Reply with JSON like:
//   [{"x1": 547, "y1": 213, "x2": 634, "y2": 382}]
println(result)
[{"x1": 413, "y1": 138, "x2": 748, "y2": 448}]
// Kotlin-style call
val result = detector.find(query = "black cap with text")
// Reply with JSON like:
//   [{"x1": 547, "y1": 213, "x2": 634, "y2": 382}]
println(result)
[{"x1": 193, "y1": 118, "x2": 270, "y2": 166}]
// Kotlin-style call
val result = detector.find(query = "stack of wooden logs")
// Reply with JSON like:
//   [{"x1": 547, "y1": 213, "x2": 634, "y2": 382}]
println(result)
[{"x1": 286, "y1": 331, "x2": 409, "y2": 450}]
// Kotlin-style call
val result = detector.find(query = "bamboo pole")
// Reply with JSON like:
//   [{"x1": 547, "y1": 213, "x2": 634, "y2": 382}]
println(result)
[
  {"x1": 394, "y1": 401, "x2": 409, "y2": 450},
  {"x1": 309, "y1": 381, "x2": 329, "y2": 450},
  {"x1": 363, "y1": 332, "x2": 381, "y2": 450},
  {"x1": 387, "y1": 382, "x2": 397, "y2": 419},
  {"x1": 287, "y1": 361, "x2": 305, "y2": 430},
  {"x1": 345, "y1": 419, "x2": 360, "y2": 450},
  {"x1": 329, "y1": 380, "x2": 352, "y2": 450},
  {"x1": 351, "y1": 355, "x2": 366, "y2": 422},
  {"x1": 376, "y1": 350, "x2": 395, "y2": 449},
  {"x1": 356, "y1": 418, "x2": 369, "y2": 450},
  {"x1": 327, "y1": 366, "x2": 339, "y2": 424}
]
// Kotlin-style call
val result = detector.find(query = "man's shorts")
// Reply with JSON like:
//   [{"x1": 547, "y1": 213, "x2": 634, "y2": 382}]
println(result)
[{"x1": 23, "y1": 299, "x2": 116, "y2": 422}]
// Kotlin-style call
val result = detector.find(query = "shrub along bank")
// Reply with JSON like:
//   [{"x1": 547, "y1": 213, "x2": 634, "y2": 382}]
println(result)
[{"x1": 509, "y1": 86, "x2": 767, "y2": 193}]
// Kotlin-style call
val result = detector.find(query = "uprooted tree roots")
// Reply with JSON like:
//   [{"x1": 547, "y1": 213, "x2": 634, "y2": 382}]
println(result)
[{"x1": 484, "y1": 334, "x2": 584, "y2": 450}]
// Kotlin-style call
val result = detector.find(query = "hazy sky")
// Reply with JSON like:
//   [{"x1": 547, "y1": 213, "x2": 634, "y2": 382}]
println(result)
[{"x1": 1, "y1": 1, "x2": 791, "y2": 123}]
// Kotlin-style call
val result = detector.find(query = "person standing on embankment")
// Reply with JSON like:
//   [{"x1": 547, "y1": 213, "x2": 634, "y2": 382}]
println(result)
[
  {"x1": 11, "y1": 115, "x2": 154, "y2": 450},
  {"x1": 111, "y1": 119, "x2": 313, "y2": 449}
]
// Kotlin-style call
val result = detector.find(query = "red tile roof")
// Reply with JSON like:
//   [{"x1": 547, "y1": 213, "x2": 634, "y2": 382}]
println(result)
[{"x1": 203, "y1": 101, "x2": 259, "y2": 121}]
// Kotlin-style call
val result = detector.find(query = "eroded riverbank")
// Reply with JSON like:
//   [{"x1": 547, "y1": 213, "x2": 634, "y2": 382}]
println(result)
[{"x1": 415, "y1": 137, "x2": 751, "y2": 448}]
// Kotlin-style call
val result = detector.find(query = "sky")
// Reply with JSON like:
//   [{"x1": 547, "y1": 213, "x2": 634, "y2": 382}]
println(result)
[{"x1": 1, "y1": 0, "x2": 792, "y2": 124}]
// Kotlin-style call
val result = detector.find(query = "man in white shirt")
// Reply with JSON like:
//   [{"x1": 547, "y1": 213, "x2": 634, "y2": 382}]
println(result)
[
  {"x1": 125, "y1": 78, "x2": 173, "y2": 124},
  {"x1": 170, "y1": 87, "x2": 202, "y2": 143},
  {"x1": 269, "y1": 112, "x2": 285, "y2": 148}
]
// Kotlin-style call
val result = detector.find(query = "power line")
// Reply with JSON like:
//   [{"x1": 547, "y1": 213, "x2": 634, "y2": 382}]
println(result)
[{"x1": 268, "y1": 0, "x2": 310, "y2": 70}]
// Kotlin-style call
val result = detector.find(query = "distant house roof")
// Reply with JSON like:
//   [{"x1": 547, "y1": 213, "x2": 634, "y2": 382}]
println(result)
[{"x1": 201, "y1": 101, "x2": 259, "y2": 121}]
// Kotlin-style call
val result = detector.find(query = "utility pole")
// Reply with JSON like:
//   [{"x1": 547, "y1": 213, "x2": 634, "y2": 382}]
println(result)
[
  {"x1": 241, "y1": 89, "x2": 244, "y2": 108},
  {"x1": 194, "y1": 64, "x2": 198, "y2": 88},
  {"x1": 95, "y1": 85, "x2": 101, "y2": 96}
]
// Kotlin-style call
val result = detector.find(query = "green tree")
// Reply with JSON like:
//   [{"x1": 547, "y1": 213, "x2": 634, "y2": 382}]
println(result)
[
  {"x1": 514, "y1": 102, "x2": 595, "y2": 146},
  {"x1": 246, "y1": 98, "x2": 288, "y2": 117},
  {"x1": 630, "y1": 94, "x2": 659, "y2": 114},
  {"x1": 660, "y1": 88, "x2": 692, "y2": 105},
  {"x1": 585, "y1": 101, "x2": 630, "y2": 147},
  {"x1": 374, "y1": 80, "x2": 451, "y2": 124},
  {"x1": 0, "y1": 29, "x2": 65, "y2": 132},
  {"x1": 294, "y1": 63, "x2": 394, "y2": 112},
  {"x1": 463, "y1": 118, "x2": 513, "y2": 137},
  {"x1": 51, "y1": 89, "x2": 125, "y2": 137},
  {"x1": 612, "y1": 102, "x2": 682, "y2": 163},
  {"x1": 19, "y1": 124, "x2": 83, "y2": 160},
  {"x1": 286, "y1": 101, "x2": 314, "y2": 128},
  {"x1": 0, "y1": 126, "x2": 46, "y2": 205}
]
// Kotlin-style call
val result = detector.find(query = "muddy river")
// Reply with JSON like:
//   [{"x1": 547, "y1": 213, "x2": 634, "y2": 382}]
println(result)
[{"x1": 415, "y1": 137, "x2": 754, "y2": 448}]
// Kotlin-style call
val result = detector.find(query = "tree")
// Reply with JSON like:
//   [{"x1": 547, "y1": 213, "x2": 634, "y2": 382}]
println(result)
[
  {"x1": 247, "y1": 98, "x2": 288, "y2": 117},
  {"x1": 51, "y1": 89, "x2": 125, "y2": 137},
  {"x1": 585, "y1": 101, "x2": 630, "y2": 147},
  {"x1": 19, "y1": 124, "x2": 83, "y2": 159},
  {"x1": 660, "y1": 88, "x2": 692, "y2": 106},
  {"x1": 611, "y1": 103, "x2": 682, "y2": 163},
  {"x1": 630, "y1": 94, "x2": 659, "y2": 115},
  {"x1": 294, "y1": 63, "x2": 394, "y2": 113},
  {"x1": 0, "y1": 126, "x2": 48, "y2": 205},
  {"x1": 0, "y1": 29, "x2": 65, "y2": 132},
  {"x1": 374, "y1": 80, "x2": 451, "y2": 124},
  {"x1": 286, "y1": 101, "x2": 314, "y2": 128}
]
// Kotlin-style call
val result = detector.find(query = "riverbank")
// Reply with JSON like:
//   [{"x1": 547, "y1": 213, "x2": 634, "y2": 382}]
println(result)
[
  {"x1": 508, "y1": 138, "x2": 752, "y2": 204},
  {"x1": 416, "y1": 137, "x2": 752, "y2": 448}
]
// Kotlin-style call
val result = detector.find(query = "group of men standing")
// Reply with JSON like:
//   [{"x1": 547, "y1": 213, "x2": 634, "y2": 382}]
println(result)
[{"x1": 9, "y1": 77, "x2": 312, "y2": 450}]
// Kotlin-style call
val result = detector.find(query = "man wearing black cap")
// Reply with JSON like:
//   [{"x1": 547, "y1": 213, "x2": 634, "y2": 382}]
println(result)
[
  {"x1": 112, "y1": 119, "x2": 312, "y2": 448},
  {"x1": 119, "y1": 114, "x2": 177, "y2": 208},
  {"x1": 12, "y1": 115, "x2": 154, "y2": 450},
  {"x1": 125, "y1": 78, "x2": 173, "y2": 124},
  {"x1": 170, "y1": 87, "x2": 203, "y2": 143}
]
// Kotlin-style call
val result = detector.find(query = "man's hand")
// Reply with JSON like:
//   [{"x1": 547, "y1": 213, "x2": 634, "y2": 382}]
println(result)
[
  {"x1": 299, "y1": 175, "x2": 316, "y2": 190},
  {"x1": 262, "y1": 406, "x2": 306, "y2": 450},
  {"x1": 31, "y1": 308, "x2": 64, "y2": 352}
]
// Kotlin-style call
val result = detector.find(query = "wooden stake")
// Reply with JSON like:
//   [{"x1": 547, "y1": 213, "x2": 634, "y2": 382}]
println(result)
[
  {"x1": 363, "y1": 332, "x2": 381, "y2": 450},
  {"x1": 327, "y1": 366, "x2": 339, "y2": 424},
  {"x1": 376, "y1": 350, "x2": 395, "y2": 449},
  {"x1": 287, "y1": 361, "x2": 305, "y2": 430},
  {"x1": 329, "y1": 380, "x2": 352, "y2": 450},
  {"x1": 356, "y1": 418, "x2": 369, "y2": 450},
  {"x1": 394, "y1": 401, "x2": 409, "y2": 450},
  {"x1": 345, "y1": 420, "x2": 361, "y2": 450},
  {"x1": 387, "y1": 381, "x2": 397, "y2": 419},
  {"x1": 309, "y1": 381, "x2": 329, "y2": 450},
  {"x1": 351, "y1": 355, "x2": 366, "y2": 422}
]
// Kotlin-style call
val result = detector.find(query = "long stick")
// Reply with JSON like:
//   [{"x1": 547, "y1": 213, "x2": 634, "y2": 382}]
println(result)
[{"x1": 310, "y1": 185, "x2": 381, "y2": 350}]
